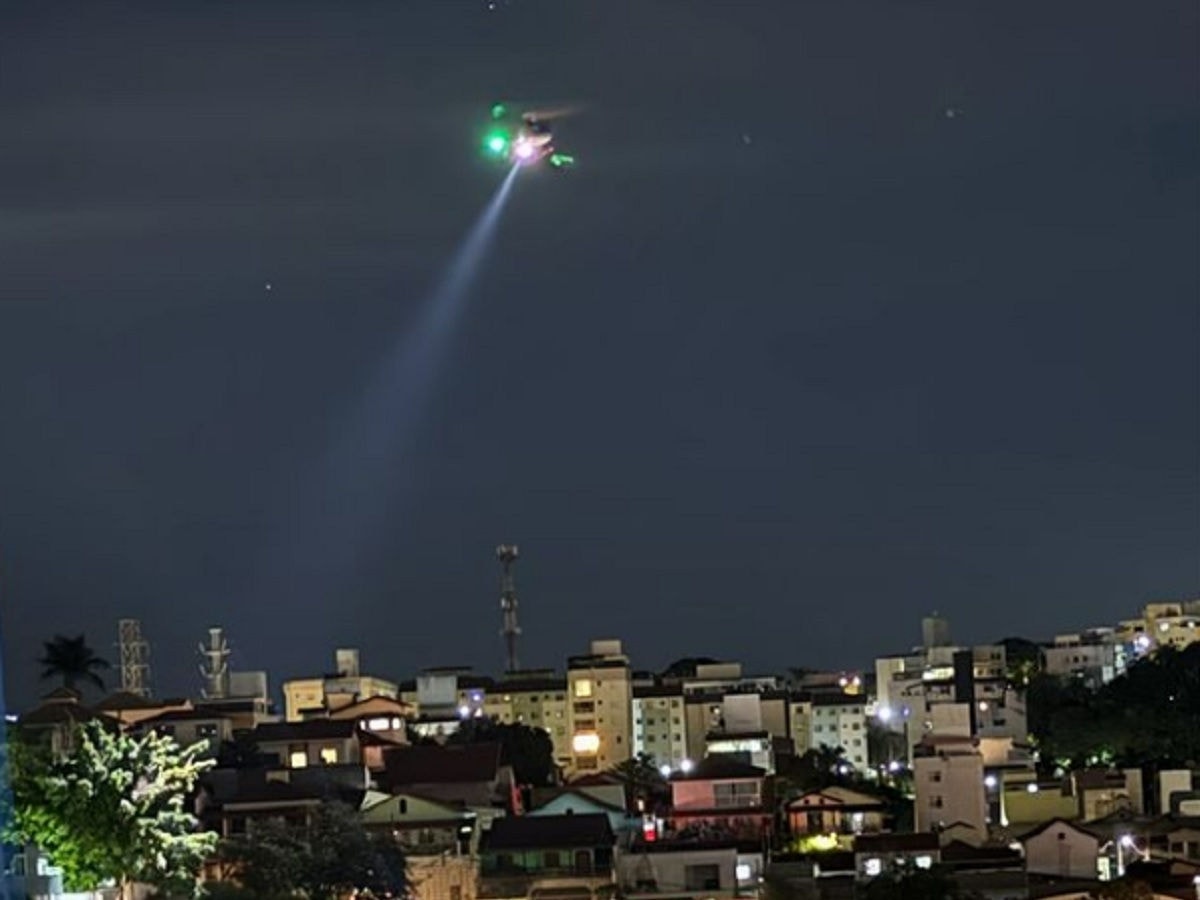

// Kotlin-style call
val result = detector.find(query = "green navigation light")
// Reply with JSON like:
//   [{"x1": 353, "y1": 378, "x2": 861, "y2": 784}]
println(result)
[
  {"x1": 484, "y1": 132, "x2": 509, "y2": 155},
  {"x1": 490, "y1": 103, "x2": 507, "y2": 120}
]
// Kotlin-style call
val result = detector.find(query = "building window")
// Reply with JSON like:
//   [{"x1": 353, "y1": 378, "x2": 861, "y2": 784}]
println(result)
[
  {"x1": 574, "y1": 680, "x2": 593, "y2": 699},
  {"x1": 289, "y1": 750, "x2": 308, "y2": 768},
  {"x1": 544, "y1": 850, "x2": 561, "y2": 868},
  {"x1": 864, "y1": 858, "x2": 882, "y2": 877},
  {"x1": 930, "y1": 771, "x2": 942, "y2": 783},
  {"x1": 196, "y1": 724, "x2": 218, "y2": 739},
  {"x1": 320, "y1": 746, "x2": 339, "y2": 765}
]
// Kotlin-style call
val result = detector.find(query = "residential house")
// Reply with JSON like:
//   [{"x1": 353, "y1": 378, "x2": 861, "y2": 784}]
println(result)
[
  {"x1": 360, "y1": 790, "x2": 477, "y2": 855},
  {"x1": 853, "y1": 832, "x2": 940, "y2": 881},
  {"x1": 92, "y1": 691, "x2": 192, "y2": 727},
  {"x1": 667, "y1": 757, "x2": 770, "y2": 843},
  {"x1": 133, "y1": 705, "x2": 234, "y2": 755},
  {"x1": 1020, "y1": 818, "x2": 1101, "y2": 880},
  {"x1": 16, "y1": 688, "x2": 115, "y2": 755},
  {"x1": 328, "y1": 694, "x2": 413, "y2": 745},
  {"x1": 529, "y1": 788, "x2": 639, "y2": 839},
  {"x1": 250, "y1": 717, "x2": 397, "y2": 771},
  {"x1": 380, "y1": 742, "x2": 520, "y2": 814},
  {"x1": 617, "y1": 841, "x2": 763, "y2": 900},
  {"x1": 785, "y1": 786, "x2": 889, "y2": 838},
  {"x1": 478, "y1": 813, "x2": 616, "y2": 900}
]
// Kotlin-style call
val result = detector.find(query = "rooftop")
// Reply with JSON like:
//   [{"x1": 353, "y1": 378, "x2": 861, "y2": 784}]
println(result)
[{"x1": 483, "y1": 813, "x2": 614, "y2": 851}]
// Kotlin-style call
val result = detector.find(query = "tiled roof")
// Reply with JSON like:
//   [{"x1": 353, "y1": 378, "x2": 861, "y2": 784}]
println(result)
[
  {"x1": 853, "y1": 832, "x2": 939, "y2": 853},
  {"x1": 672, "y1": 757, "x2": 764, "y2": 782},
  {"x1": 382, "y1": 742, "x2": 502, "y2": 785},
  {"x1": 251, "y1": 719, "x2": 360, "y2": 743},
  {"x1": 483, "y1": 813, "x2": 614, "y2": 851}
]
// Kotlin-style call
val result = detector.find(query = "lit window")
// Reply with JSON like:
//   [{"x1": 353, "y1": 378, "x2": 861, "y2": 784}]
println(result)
[
  {"x1": 574, "y1": 679, "x2": 593, "y2": 699},
  {"x1": 915, "y1": 856, "x2": 933, "y2": 869},
  {"x1": 572, "y1": 732, "x2": 601, "y2": 754},
  {"x1": 289, "y1": 751, "x2": 308, "y2": 768},
  {"x1": 864, "y1": 858, "x2": 882, "y2": 877},
  {"x1": 736, "y1": 864, "x2": 751, "y2": 881},
  {"x1": 320, "y1": 746, "x2": 339, "y2": 765}
]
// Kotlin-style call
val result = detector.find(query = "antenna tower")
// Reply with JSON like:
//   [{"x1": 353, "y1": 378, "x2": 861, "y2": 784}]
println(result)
[
  {"x1": 496, "y1": 544, "x2": 521, "y2": 672},
  {"x1": 198, "y1": 627, "x2": 231, "y2": 699},
  {"x1": 117, "y1": 618, "x2": 151, "y2": 697}
]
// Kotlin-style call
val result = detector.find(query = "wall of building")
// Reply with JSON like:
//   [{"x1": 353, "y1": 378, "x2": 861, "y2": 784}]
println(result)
[
  {"x1": 409, "y1": 854, "x2": 479, "y2": 900},
  {"x1": 567, "y1": 642, "x2": 633, "y2": 773},
  {"x1": 1023, "y1": 824, "x2": 1099, "y2": 879},
  {"x1": 914, "y1": 746, "x2": 986, "y2": 834}
]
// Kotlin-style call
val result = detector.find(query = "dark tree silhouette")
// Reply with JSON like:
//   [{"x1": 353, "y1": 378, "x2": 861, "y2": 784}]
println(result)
[
  {"x1": 38, "y1": 634, "x2": 110, "y2": 692},
  {"x1": 449, "y1": 718, "x2": 557, "y2": 786}
]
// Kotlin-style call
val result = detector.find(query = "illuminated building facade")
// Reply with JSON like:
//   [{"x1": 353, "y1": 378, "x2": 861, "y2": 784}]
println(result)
[{"x1": 567, "y1": 639, "x2": 633, "y2": 774}]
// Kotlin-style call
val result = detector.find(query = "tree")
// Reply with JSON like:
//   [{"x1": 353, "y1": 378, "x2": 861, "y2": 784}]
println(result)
[
  {"x1": 218, "y1": 802, "x2": 407, "y2": 899},
  {"x1": 7, "y1": 720, "x2": 216, "y2": 897},
  {"x1": 448, "y1": 718, "x2": 556, "y2": 786},
  {"x1": 607, "y1": 753, "x2": 669, "y2": 808},
  {"x1": 39, "y1": 634, "x2": 110, "y2": 692},
  {"x1": 1028, "y1": 643, "x2": 1200, "y2": 770},
  {"x1": 999, "y1": 636, "x2": 1043, "y2": 688}
]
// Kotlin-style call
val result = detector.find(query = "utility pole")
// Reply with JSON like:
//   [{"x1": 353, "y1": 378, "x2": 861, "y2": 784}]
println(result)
[{"x1": 497, "y1": 545, "x2": 521, "y2": 673}]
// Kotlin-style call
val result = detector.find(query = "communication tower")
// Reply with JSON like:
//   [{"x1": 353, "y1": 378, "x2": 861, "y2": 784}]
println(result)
[
  {"x1": 117, "y1": 618, "x2": 151, "y2": 697},
  {"x1": 198, "y1": 627, "x2": 231, "y2": 699},
  {"x1": 497, "y1": 545, "x2": 521, "y2": 672}
]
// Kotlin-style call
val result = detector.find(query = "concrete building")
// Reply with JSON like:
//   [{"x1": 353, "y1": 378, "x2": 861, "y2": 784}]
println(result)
[
  {"x1": 809, "y1": 695, "x2": 868, "y2": 771},
  {"x1": 282, "y1": 648, "x2": 398, "y2": 721},
  {"x1": 1044, "y1": 632, "x2": 1119, "y2": 687},
  {"x1": 633, "y1": 685, "x2": 688, "y2": 770},
  {"x1": 493, "y1": 671, "x2": 571, "y2": 770},
  {"x1": 667, "y1": 757, "x2": 771, "y2": 843},
  {"x1": 617, "y1": 843, "x2": 763, "y2": 900},
  {"x1": 1020, "y1": 818, "x2": 1101, "y2": 880},
  {"x1": 913, "y1": 734, "x2": 987, "y2": 839},
  {"x1": 567, "y1": 640, "x2": 633, "y2": 774}
]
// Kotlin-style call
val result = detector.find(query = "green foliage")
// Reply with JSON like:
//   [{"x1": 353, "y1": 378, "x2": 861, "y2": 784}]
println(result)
[
  {"x1": 1029, "y1": 643, "x2": 1200, "y2": 768},
  {"x1": 606, "y1": 753, "x2": 668, "y2": 807},
  {"x1": 999, "y1": 636, "x2": 1044, "y2": 687},
  {"x1": 39, "y1": 634, "x2": 110, "y2": 692},
  {"x1": 448, "y1": 718, "x2": 556, "y2": 786},
  {"x1": 217, "y1": 802, "x2": 407, "y2": 899},
  {"x1": 7, "y1": 720, "x2": 216, "y2": 892}
]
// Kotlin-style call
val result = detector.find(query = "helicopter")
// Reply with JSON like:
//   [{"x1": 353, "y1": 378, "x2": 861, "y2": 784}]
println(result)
[{"x1": 481, "y1": 103, "x2": 576, "y2": 171}]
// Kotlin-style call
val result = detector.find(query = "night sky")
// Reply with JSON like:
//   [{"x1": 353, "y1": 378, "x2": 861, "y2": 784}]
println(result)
[{"x1": 2, "y1": 1, "x2": 1197, "y2": 708}]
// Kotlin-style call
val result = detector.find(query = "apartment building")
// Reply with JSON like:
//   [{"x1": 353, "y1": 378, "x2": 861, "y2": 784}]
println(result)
[
  {"x1": 632, "y1": 685, "x2": 688, "y2": 770},
  {"x1": 567, "y1": 640, "x2": 633, "y2": 774}
]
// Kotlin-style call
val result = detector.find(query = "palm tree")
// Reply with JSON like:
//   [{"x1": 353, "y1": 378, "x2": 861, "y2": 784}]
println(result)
[{"x1": 39, "y1": 634, "x2": 110, "y2": 692}]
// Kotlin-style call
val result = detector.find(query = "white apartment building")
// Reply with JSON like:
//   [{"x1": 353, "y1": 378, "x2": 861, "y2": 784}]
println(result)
[
  {"x1": 632, "y1": 685, "x2": 687, "y2": 770},
  {"x1": 809, "y1": 695, "x2": 868, "y2": 770}
]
